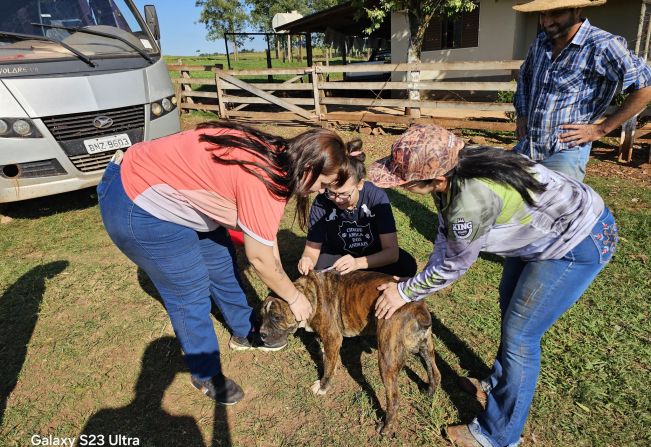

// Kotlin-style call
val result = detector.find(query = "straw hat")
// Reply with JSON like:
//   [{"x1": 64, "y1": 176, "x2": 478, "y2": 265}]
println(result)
[{"x1": 513, "y1": 0, "x2": 606, "y2": 12}]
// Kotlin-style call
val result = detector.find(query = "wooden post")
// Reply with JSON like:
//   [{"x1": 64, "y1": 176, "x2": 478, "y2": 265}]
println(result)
[
  {"x1": 174, "y1": 59, "x2": 183, "y2": 113},
  {"x1": 619, "y1": 115, "x2": 638, "y2": 162},
  {"x1": 215, "y1": 69, "x2": 227, "y2": 119},
  {"x1": 181, "y1": 67, "x2": 195, "y2": 107},
  {"x1": 315, "y1": 62, "x2": 327, "y2": 117},
  {"x1": 265, "y1": 34, "x2": 273, "y2": 82},
  {"x1": 311, "y1": 68, "x2": 321, "y2": 120},
  {"x1": 287, "y1": 34, "x2": 292, "y2": 62},
  {"x1": 306, "y1": 33, "x2": 313, "y2": 67},
  {"x1": 635, "y1": 1, "x2": 647, "y2": 55},
  {"x1": 224, "y1": 35, "x2": 231, "y2": 70}
]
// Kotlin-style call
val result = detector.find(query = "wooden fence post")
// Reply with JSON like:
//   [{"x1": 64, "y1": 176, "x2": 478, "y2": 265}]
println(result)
[
  {"x1": 174, "y1": 59, "x2": 183, "y2": 113},
  {"x1": 315, "y1": 63, "x2": 327, "y2": 117},
  {"x1": 311, "y1": 66, "x2": 323, "y2": 124},
  {"x1": 215, "y1": 69, "x2": 227, "y2": 119},
  {"x1": 619, "y1": 115, "x2": 638, "y2": 162},
  {"x1": 180, "y1": 63, "x2": 195, "y2": 107}
]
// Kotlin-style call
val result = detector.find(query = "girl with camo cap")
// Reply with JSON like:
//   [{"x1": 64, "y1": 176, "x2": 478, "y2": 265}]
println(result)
[{"x1": 368, "y1": 124, "x2": 618, "y2": 447}]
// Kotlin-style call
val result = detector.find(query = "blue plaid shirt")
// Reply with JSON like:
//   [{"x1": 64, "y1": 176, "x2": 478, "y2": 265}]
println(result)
[{"x1": 514, "y1": 19, "x2": 651, "y2": 160}]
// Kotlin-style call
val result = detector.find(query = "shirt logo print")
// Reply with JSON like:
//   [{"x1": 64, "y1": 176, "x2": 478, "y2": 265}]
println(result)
[
  {"x1": 452, "y1": 217, "x2": 473, "y2": 239},
  {"x1": 325, "y1": 209, "x2": 338, "y2": 221},
  {"x1": 338, "y1": 221, "x2": 374, "y2": 255}
]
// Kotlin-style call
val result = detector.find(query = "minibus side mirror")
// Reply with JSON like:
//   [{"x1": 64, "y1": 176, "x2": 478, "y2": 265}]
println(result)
[{"x1": 144, "y1": 5, "x2": 160, "y2": 41}]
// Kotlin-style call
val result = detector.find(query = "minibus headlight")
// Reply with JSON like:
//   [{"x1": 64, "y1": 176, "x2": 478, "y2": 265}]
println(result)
[
  {"x1": 150, "y1": 96, "x2": 177, "y2": 120},
  {"x1": 0, "y1": 118, "x2": 42, "y2": 138},
  {"x1": 13, "y1": 119, "x2": 32, "y2": 136},
  {"x1": 161, "y1": 97, "x2": 172, "y2": 112},
  {"x1": 151, "y1": 102, "x2": 163, "y2": 116}
]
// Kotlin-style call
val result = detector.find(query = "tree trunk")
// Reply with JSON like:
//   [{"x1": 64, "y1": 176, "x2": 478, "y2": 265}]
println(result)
[
  {"x1": 234, "y1": 43, "x2": 239, "y2": 62},
  {"x1": 275, "y1": 37, "x2": 280, "y2": 59},
  {"x1": 404, "y1": 6, "x2": 434, "y2": 119},
  {"x1": 287, "y1": 34, "x2": 292, "y2": 62}
]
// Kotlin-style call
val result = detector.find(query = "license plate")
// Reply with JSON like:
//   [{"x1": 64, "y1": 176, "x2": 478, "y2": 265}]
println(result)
[{"x1": 83, "y1": 134, "x2": 132, "y2": 154}]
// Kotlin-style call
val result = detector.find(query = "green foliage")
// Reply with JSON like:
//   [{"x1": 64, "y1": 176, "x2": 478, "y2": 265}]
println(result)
[
  {"x1": 353, "y1": 0, "x2": 477, "y2": 37},
  {"x1": 195, "y1": 0, "x2": 250, "y2": 46}
]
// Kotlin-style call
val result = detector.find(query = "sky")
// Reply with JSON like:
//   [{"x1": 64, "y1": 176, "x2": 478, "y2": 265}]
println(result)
[
  {"x1": 132, "y1": 1, "x2": 269, "y2": 56},
  {"x1": 132, "y1": 1, "x2": 222, "y2": 56}
]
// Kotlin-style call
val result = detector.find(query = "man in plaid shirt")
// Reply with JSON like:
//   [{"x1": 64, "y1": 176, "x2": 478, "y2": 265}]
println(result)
[{"x1": 513, "y1": 0, "x2": 651, "y2": 181}]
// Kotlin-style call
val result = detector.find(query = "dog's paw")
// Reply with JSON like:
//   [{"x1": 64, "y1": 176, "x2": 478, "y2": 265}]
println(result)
[
  {"x1": 310, "y1": 380, "x2": 327, "y2": 396},
  {"x1": 376, "y1": 421, "x2": 395, "y2": 438}
]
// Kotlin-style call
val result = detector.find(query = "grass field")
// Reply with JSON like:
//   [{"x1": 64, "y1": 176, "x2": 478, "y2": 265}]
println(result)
[
  {"x1": 165, "y1": 51, "x2": 358, "y2": 83},
  {"x1": 1, "y1": 114, "x2": 650, "y2": 447}
]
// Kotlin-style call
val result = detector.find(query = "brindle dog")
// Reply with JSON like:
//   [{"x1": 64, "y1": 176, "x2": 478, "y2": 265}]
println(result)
[{"x1": 259, "y1": 270, "x2": 441, "y2": 436}]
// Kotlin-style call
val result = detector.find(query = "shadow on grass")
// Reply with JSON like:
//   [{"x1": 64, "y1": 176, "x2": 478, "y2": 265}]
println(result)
[
  {"x1": 0, "y1": 187, "x2": 97, "y2": 220},
  {"x1": 386, "y1": 189, "x2": 503, "y2": 266},
  {"x1": 79, "y1": 336, "x2": 225, "y2": 447},
  {"x1": 0, "y1": 261, "x2": 69, "y2": 426},
  {"x1": 385, "y1": 189, "x2": 437, "y2": 243}
]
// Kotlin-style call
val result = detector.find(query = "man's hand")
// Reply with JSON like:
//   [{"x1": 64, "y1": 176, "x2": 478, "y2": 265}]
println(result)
[
  {"x1": 298, "y1": 256, "x2": 315, "y2": 275},
  {"x1": 516, "y1": 116, "x2": 528, "y2": 140},
  {"x1": 374, "y1": 282, "x2": 408, "y2": 319},
  {"x1": 289, "y1": 292, "x2": 312, "y2": 322},
  {"x1": 559, "y1": 123, "x2": 607, "y2": 147},
  {"x1": 332, "y1": 255, "x2": 360, "y2": 275}
]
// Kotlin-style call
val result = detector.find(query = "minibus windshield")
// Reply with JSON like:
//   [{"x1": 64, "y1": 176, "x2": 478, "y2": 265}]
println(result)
[{"x1": 0, "y1": 0, "x2": 157, "y2": 64}]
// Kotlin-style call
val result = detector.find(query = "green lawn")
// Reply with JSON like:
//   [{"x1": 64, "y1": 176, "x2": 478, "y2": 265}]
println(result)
[
  {"x1": 0, "y1": 116, "x2": 649, "y2": 447},
  {"x1": 165, "y1": 51, "x2": 358, "y2": 83}
]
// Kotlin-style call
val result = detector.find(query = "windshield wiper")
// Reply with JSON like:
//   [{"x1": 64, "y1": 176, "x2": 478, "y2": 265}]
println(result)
[
  {"x1": 31, "y1": 23, "x2": 154, "y2": 64},
  {"x1": 0, "y1": 30, "x2": 95, "y2": 67}
]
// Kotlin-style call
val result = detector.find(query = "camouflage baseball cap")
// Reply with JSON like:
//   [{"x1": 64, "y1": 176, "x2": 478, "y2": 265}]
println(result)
[{"x1": 368, "y1": 124, "x2": 464, "y2": 188}]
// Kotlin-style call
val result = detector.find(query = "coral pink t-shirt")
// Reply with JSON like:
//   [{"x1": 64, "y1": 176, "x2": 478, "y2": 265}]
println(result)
[{"x1": 120, "y1": 127, "x2": 287, "y2": 246}]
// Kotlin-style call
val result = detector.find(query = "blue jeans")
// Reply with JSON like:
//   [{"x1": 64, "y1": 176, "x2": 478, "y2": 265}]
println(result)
[
  {"x1": 468, "y1": 208, "x2": 618, "y2": 447},
  {"x1": 97, "y1": 162, "x2": 253, "y2": 381},
  {"x1": 539, "y1": 143, "x2": 591, "y2": 181}
]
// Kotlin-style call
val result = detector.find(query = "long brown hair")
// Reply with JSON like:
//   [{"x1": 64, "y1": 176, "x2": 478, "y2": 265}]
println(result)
[{"x1": 196, "y1": 121, "x2": 351, "y2": 229}]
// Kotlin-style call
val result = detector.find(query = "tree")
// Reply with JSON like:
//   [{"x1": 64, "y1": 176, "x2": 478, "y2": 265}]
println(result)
[
  {"x1": 195, "y1": 0, "x2": 251, "y2": 61},
  {"x1": 352, "y1": 0, "x2": 477, "y2": 117}
]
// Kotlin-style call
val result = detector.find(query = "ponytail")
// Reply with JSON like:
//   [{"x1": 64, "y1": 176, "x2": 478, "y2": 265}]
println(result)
[
  {"x1": 341, "y1": 138, "x2": 367, "y2": 182},
  {"x1": 451, "y1": 146, "x2": 547, "y2": 206}
]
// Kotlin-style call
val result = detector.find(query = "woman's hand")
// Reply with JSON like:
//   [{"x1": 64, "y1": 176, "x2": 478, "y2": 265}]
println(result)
[
  {"x1": 298, "y1": 256, "x2": 315, "y2": 275},
  {"x1": 374, "y1": 282, "x2": 407, "y2": 319},
  {"x1": 288, "y1": 291, "x2": 312, "y2": 322},
  {"x1": 332, "y1": 254, "x2": 360, "y2": 275}
]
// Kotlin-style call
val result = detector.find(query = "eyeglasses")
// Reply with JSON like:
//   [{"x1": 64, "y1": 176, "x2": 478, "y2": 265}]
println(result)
[{"x1": 324, "y1": 187, "x2": 356, "y2": 201}]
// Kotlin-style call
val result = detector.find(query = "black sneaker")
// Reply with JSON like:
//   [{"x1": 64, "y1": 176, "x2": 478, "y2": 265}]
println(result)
[
  {"x1": 229, "y1": 331, "x2": 286, "y2": 352},
  {"x1": 191, "y1": 374, "x2": 244, "y2": 405}
]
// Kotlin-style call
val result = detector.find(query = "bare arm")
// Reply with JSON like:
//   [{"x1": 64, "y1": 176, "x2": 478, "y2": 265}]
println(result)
[
  {"x1": 243, "y1": 234, "x2": 312, "y2": 320},
  {"x1": 298, "y1": 241, "x2": 322, "y2": 275},
  {"x1": 354, "y1": 232, "x2": 399, "y2": 270},
  {"x1": 333, "y1": 232, "x2": 400, "y2": 275},
  {"x1": 560, "y1": 86, "x2": 651, "y2": 146}
]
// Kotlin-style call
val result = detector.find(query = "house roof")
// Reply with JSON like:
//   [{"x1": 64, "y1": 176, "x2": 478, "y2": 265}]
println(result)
[{"x1": 274, "y1": 1, "x2": 390, "y2": 39}]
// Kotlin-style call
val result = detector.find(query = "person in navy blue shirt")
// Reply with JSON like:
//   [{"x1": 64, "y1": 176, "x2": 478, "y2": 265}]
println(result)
[{"x1": 298, "y1": 141, "x2": 416, "y2": 277}]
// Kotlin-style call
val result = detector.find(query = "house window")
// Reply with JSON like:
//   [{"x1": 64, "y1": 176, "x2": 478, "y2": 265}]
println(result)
[{"x1": 422, "y1": 4, "x2": 480, "y2": 51}]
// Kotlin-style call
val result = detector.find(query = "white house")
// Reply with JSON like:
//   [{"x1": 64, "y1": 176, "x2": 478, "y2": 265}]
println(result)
[{"x1": 391, "y1": 0, "x2": 649, "y2": 80}]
